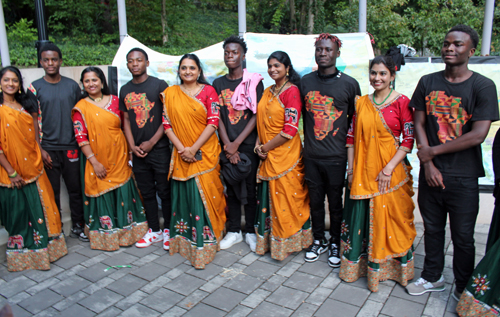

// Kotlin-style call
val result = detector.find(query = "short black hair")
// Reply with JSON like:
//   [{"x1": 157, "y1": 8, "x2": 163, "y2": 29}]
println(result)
[
  {"x1": 126, "y1": 48, "x2": 149, "y2": 61},
  {"x1": 223, "y1": 35, "x2": 248, "y2": 54},
  {"x1": 39, "y1": 43, "x2": 62, "y2": 59},
  {"x1": 447, "y1": 24, "x2": 479, "y2": 49}
]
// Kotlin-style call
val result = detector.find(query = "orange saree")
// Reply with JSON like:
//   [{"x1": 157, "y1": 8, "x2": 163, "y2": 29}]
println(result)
[
  {"x1": 340, "y1": 95, "x2": 416, "y2": 292},
  {"x1": 162, "y1": 85, "x2": 226, "y2": 269},
  {"x1": 72, "y1": 97, "x2": 147, "y2": 251},
  {"x1": 255, "y1": 86, "x2": 311, "y2": 261},
  {"x1": 0, "y1": 104, "x2": 67, "y2": 271}
]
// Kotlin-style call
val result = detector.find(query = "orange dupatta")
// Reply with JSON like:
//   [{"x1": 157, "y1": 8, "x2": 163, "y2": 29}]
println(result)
[
  {"x1": 350, "y1": 95, "x2": 416, "y2": 262},
  {"x1": 0, "y1": 104, "x2": 61, "y2": 237},
  {"x1": 256, "y1": 86, "x2": 310, "y2": 240},
  {"x1": 72, "y1": 98, "x2": 132, "y2": 197},
  {"x1": 162, "y1": 85, "x2": 225, "y2": 240}
]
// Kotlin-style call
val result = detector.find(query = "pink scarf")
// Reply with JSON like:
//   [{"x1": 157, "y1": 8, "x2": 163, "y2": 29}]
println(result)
[{"x1": 231, "y1": 69, "x2": 263, "y2": 114}]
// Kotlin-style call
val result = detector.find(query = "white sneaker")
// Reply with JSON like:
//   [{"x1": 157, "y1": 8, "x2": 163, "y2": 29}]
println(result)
[
  {"x1": 220, "y1": 231, "x2": 243, "y2": 249},
  {"x1": 135, "y1": 229, "x2": 162, "y2": 248},
  {"x1": 163, "y1": 229, "x2": 170, "y2": 251},
  {"x1": 245, "y1": 233, "x2": 257, "y2": 252}
]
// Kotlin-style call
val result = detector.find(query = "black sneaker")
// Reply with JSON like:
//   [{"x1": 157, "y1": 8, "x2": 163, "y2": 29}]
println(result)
[
  {"x1": 304, "y1": 240, "x2": 328, "y2": 262},
  {"x1": 70, "y1": 223, "x2": 84, "y2": 238},
  {"x1": 328, "y1": 243, "x2": 341, "y2": 268},
  {"x1": 79, "y1": 232, "x2": 90, "y2": 242}
]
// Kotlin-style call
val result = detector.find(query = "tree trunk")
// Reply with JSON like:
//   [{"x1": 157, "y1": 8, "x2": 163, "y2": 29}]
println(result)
[
  {"x1": 307, "y1": 0, "x2": 314, "y2": 34},
  {"x1": 290, "y1": 0, "x2": 296, "y2": 33},
  {"x1": 161, "y1": 0, "x2": 168, "y2": 44},
  {"x1": 299, "y1": 0, "x2": 306, "y2": 33}
]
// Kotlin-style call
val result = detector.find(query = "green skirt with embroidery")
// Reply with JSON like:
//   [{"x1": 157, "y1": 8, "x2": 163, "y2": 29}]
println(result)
[
  {"x1": 340, "y1": 188, "x2": 414, "y2": 292},
  {"x1": 0, "y1": 182, "x2": 66, "y2": 271},
  {"x1": 254, "y1": 180, "x2": 312, "y2": 261},
  {"x1": 80, "y1": 155, "x2": 147, "y2": 251},
  {"x1": 169, "y1": 178, "x2": 218, "y2": 269}
]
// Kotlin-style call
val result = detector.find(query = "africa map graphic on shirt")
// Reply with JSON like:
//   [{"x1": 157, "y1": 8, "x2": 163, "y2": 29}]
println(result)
[
  {"x1": 124, "y1": 92, "x2": 154, "y2": 128},
  {"x1": 219, "y1": 89, "x2": 244, "y2": 125},
  {"x1": 305, "y1": 91, "x2": 342, "y2": 140},
  {"x1": 426, "y1": 91, "x2": 472, "y2": 144}
]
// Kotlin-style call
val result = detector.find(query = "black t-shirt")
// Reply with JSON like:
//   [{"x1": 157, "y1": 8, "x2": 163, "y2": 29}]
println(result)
[
  {"x1": 119, "y1": 76, "x2": 169, "y2": 148},
  {"x1": 410, "y1": 71, "x2": 499, "y2": 177},
  {"x1": 27, "y1": 76, "x2": 81, "y2": 150},
  {"x1": 212, "y1": 75, "x2": 264, "y2": 153},
  {"x1": 300, "y1": 70, "x2": 361, "y2": 161}
]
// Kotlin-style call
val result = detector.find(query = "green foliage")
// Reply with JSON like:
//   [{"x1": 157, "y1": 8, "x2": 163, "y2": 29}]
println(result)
[{"x1": 7, "y1": 18, "x2": 37, "y2": 44}]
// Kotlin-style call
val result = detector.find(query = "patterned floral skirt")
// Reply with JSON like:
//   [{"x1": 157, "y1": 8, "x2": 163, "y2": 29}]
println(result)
[
  {"x1": 255, "y1": 180, "x2": 312, "y2": 261},
  {"x1": 456, "y1": 220, "x2": 500, "y2": 316},
  {"x1": 339, "y1": 188, "x2": 414, "y2": 292},
  {"x1": 169, "y1": 178, "x2": 219, "y2": 269},
  {"x1": 82, "y1": 177, "x2": 148, "y2": 251},
  {"x1": 0, "y1": 180, "x2": 67, "y2": 272}
]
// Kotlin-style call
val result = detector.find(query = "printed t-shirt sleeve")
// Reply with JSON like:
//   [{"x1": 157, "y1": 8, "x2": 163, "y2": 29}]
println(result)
[
  {"x1": 72, "y1": 111, "x2": 89, "y2": 146},
  {"x1": 398, "y1": 96, "x2": 415, "y2": 152},
  {"x1": 256, "y1": 81, "x2": 265, "y2": 103},
  {"x1": 279, "y1": 86, "x2": 302, "y2": 139},
  {"x1": 409, "y1": 77, "x2": 427, "y2": 111},
  {"x1": 470, "y1": 77, "x2": 499, "y2": 122},
  {"x1": 204, "y1": 85, "x2": 220, "y2": 129},
  {"x1": 26, "y1": 86, "x2": 39, "y2": 112},
  {"x1": 346, "y1": 112, "x2": 356, "y2": 147},
  {"x1": 24, "y1": 94, "x2": 38, "y2": 114}
]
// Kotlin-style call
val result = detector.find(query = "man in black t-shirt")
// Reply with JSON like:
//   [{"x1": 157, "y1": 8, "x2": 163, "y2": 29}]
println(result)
[
  {"x1": 300, "y1": 34, "x2": 361, "y2": 268},
  {"x1": 119, "y1": 48, "x2": 171, "y2": 250},
  {"x1": 406, "y1": 25, "x2": 499, "y2": 300},
  {"x1": 27, "y1": 43, "x2": 86, "y2": 241},
  {"x1": 212, "y1": 36, "x2": 264, "y2": 252}
]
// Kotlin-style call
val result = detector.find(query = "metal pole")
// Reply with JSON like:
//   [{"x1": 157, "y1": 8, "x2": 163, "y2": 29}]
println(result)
[
  {"x1": 0, "y1": 0, "x2": 11, "y2": 66},
  {"x1": 359, "y1": 0, "x2": 367, "y2": 33},
  {"x1": 34, "y1": 0, "x2": 50, "y2": 67},
  {"x1": 117, "y1": 0, "x2": 128, "y2": 44},
  {"x1": 238, "y1": 0, "x2": 246, "y2": 38},
  {"x1": 481, "y1": 0, "x2": 495, "y2": 55}
]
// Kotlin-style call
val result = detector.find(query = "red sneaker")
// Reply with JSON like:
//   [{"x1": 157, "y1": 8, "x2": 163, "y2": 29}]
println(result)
[{"x1": 135, "y1": 229, "x2": 162, "y2": 248}]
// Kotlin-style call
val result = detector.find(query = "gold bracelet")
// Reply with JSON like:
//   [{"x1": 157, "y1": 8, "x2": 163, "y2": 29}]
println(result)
[
  {"x1": 381, "y1": 170, "x2": 392, "y2": 177},
  {"x1": 258, "y1": 145, "x2": 268, "y2": 155},
  {"x1": 8, "y1": 171, "x2": 18, "y2": 178},
  {"x1": 86, "y1": 153, "x2": 95, "y2": 160}
]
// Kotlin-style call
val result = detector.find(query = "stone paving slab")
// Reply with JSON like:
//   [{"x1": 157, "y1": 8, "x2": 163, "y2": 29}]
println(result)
[{"x1": 0, "y1": 223, "x2": 484, "y2": 316}]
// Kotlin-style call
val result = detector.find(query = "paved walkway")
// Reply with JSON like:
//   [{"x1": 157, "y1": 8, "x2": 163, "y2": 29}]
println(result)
[{"x1": 0, "y1": 222, "x2": 491, "y2": 317}]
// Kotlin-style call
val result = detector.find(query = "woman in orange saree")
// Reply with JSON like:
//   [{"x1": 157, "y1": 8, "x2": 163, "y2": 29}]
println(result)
[
  {"x1": 340, "y1": 56, "x2": 416, "y2": 292},
  {"x1": 0, "y1": 66, "x2": 67, "y2": 271},
  {"x1": 162, "y1": 54, "x2": 226, "y2": 269},
  {"x1": 254, "y1": 51, "x2": 311, "y2": 261},
  {"x1": 72, "y1": 67, "x2": 147, "y2": 251}
]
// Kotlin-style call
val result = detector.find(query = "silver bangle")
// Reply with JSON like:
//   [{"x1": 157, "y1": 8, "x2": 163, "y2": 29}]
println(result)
[{"x1": 86, "y1": 153, "x2": 95, "y2": 160}]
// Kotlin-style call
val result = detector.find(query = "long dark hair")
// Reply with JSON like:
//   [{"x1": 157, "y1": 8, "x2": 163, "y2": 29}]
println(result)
[
  {"x1": 177, "y1": 54, "x2": 210, "y2": 85},
  {"x1": 267, "y1": 51, "x2": 301, "y2": 86},
  {"x1": 80, "y1": 66, "x2": 110, "y2": 99},
  {"x1": 0, "y1": 66, "x2": 30, "y2": 106}
]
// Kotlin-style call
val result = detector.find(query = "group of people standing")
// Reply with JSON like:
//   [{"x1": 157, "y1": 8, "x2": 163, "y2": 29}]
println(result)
[{"x1": 0, "y1": 24, "x2": 498, "y2": 315}]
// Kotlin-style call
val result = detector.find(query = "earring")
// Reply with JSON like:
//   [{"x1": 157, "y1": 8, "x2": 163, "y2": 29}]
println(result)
[
  {"x1": 0, "y1": 87, "x2": 2, "y2": 93},
  {"x1": 19, "y1": 88, "x2": 21, "y2": 94},
  {"x1": 286, "y1": 71, "x2": 289, "y2": 77},
  {"x1": 389, "y1": 82, "x2": 393, "y2": 89}
]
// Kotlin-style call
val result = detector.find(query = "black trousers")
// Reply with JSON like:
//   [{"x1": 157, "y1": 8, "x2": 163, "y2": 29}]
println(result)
[
  {"x1": 45, "y1": 149, "x2": 84, "y2": 226},
  {"x1": 225, "y1": 150, "x2": 260, "y2": 233},
  {"x1": 418, "y1": 173, "x2": 479, "y2": 293},
  {"x1": 133, "y1": 146, "x2": 171, "y2": 232},
  {"x1": 304, "y1": 158, "x2": 346, "y2": 244}
]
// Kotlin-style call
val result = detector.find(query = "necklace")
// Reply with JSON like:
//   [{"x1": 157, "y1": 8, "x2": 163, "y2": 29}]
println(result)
[
  {"x1": 373, "y1": 87, "x2": 393, "y2": 106},
  {"x1": 182, "y1": 84, "x2": 202, "y2": 97},
  {"x1": 89, "y1": 94, "x2": 103, "y2": 102},
  {"x1": 270, "y1": 80, "x2": 289, "y2": 101}
]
